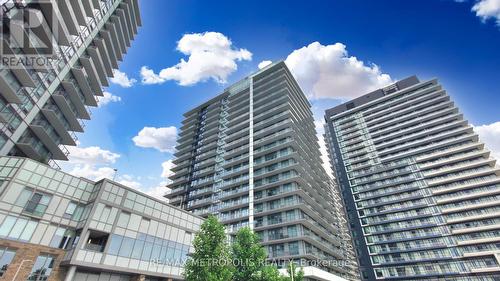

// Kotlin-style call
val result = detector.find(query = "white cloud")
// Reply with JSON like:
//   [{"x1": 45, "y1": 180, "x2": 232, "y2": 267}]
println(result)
[
  {"x1": 118, "y1": 174, "x2": 142, "y2": 189},
  {"x1": 285, "y1": 42, "x2": 392, "y2": 100},
  {"x1": 66, "y1": 144, "x2": 120, "y2": 165},
  {"x1": 472, "y1": 0, "x2": 500, "y2": 26},
  {"x1": 140, "y1": 66, "x2": 165, "y2": 85},
  {"x1": 140, "y1": 31, "x2": 252, "y2": 86},
  {"x1": 60, "y1": 144, "x2": 120, "y2": 181},
  {"x1": 110, "y1": 69, "x2": 137, "y2": 87},
  {"x1": 61, "y1": 144, "x2": 170, "y2": 200},
  {"x1": 132, "y1": 126, "x2": 177, "y2": 153},
  {"x1": 161, "y1": 159, "x2": 175, "y2": 179},
  {"x1": 143, "y1": 184, "x2": 169, "y2": 201},
  {"x1": 97, "y1": 91, "x2": 121, "y2": 106},
  {"x1": 142, "y1": 160, "x2": 175, "y2": 201},
  {"x1": 475, "y1": 121, "x2": 500, "y2": 160},
  {"x1": 68, "y1": 165, "x2": 116, "y2": 181},
  {"x1": 258, "y1": 60, "x2": 272, "y2": 69}
]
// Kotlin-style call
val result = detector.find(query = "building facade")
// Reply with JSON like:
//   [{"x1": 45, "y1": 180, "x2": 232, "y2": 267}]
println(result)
[
  {"x1": 324, "y1": 76, "x2": 500, "y2": 280},
  {"x1": 166, "y1": 62, "x2": 360, "y2": 281},
  {"x1": 0, "y1": 0, "x2": 140, "y2": 168},
  {"x1": 0, "y1": 156, "x2": 202, "y2": 281}
]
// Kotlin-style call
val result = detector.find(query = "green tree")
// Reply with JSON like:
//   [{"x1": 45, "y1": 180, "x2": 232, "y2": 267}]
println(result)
[
  {"x1": 184, "y1": 216, "x2": 233, "y2": 281},
  {"x1": 231, "y1": 227, "x2": 267, "y2": 281},
  {"x1": 258, "y1": 264, "x2": 286, "y2": 281},
  {"x1": 231, "y1": 227, "x2": 285, "y2": 281},
  {"x1": 285, "y1": 262, "x2": 304, "y2": 281}
]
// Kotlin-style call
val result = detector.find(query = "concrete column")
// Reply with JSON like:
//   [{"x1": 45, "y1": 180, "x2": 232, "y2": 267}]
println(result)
[
  {"x1": 64, "y1": 265, "x2": 77, "y2": 281},
  {"x1": 248, "y1": 76, "x2": 254, "y2": 229}
]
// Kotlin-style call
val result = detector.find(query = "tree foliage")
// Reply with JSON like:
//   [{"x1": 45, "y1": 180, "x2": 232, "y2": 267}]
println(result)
[
  {"x1": 231, "y1": 227, "x2": 301, "y2": 281},
  {"x1": 286, "y1": 262, "x2": 305, "y2": 281},
  {"x1": 231, "y1": 227, "x2": 268, "y2": 281},
  {"x1": 185, "y1": 219, "x2": 304, "y2": 281},
  {"x1": 184, "y1": 215, "x2": 233, "y2": 281}
]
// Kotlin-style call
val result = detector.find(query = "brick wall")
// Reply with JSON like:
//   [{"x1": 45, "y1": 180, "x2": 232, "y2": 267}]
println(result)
[{"x1": 0, "y1": 239, "x2": 67, "y2": 281}]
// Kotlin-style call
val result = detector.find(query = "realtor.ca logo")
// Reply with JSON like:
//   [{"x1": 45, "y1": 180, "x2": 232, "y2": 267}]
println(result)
[{"x1": 0, "y1": 0, "x2": 60, "y2": 69}]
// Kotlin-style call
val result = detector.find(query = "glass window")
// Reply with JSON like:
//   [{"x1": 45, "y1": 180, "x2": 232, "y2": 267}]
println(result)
[
  {"x1": 131, "y1": 239, "x2": 144, "y2": 259},
  {"x1": 72, "y1": 204, "x2": 84, "y2": 221},
  {"x1": 0, "y1": 216, "x2": 16, "y2": 237},
  {"x1": 15, "y1": 188, "x2": 33, "y2": 207},
  {"x1": 160, "y1": 245, "x2": 168, "y2": 262},
  {"x1": 19, "y1": 221, "x2": 37, "y2": 241},
  {"x1": 288, "y1": 241, "x2": 299, "y2": 255},
  {"x1": 165, "y1": 245, "x2": 175, "y2": 261},
  {"x1": 8, "y1": 218, "x2": 27, "y2": 239},
  {"x1": 100, "y1": 206, "x2": 111, "y2": 222},
  {"x1": 117, "y1": 212, "x2": 130, "y2": 228},
  {"x1": 151, "y1": 244, "x2": 161, "y2": 260},
  {"x1": 0, "y1": 247, "x2": 16, "y2": 277},
  {"x1": 107, "y1": 235, "x2": 123, "y2": 256},
  {"x1": 118, "y1": 237, "x2": 134, "y2": 257},
  {"x1": 49, "y1": 228, "x2": 65, "y2": 248},
  {"x1": 0, "y1": 216, "x2": 37, "y2": 241},
  {"x1": 141, "y1": 242, "x2": 153, "y2": 260},
  {"x1": 27, "y1": 254, "x2": 55, "y2": 281},
  {"x1": 63, "y1": 202, "x2": 77, "y2": 219},
  {"x1": 287, "y1": 225, "x2": 298, "y2": 238},
  {"x1": 19, "y1": 188, "x2": 52, "y2": 216},
  {"x1": 59, "y1": 230, "x2": 75, "y2": 249}
]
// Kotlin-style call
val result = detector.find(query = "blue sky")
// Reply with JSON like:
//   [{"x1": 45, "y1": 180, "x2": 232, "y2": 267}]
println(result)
[{"x1": 60, "y1": 0, "x2": 500, "y2": 198}]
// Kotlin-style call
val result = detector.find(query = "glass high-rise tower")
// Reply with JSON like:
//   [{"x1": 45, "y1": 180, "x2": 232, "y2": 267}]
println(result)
[
  {"x1": 0, "y1": 0, "x2": 141, "y2": 168},
  {"x1": 324, "y1": 76, "x2": 500, "y2": 280},
  {"x1": 166, "y1": 61, "x2": 360, "y2": 281}
]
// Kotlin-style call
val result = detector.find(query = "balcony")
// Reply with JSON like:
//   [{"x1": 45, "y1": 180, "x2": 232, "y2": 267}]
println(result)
[
  {"x1": 218, "y1": 210, "x2": 249, "y2": 222},
  {"x1": 423, "y1": 158, "x2": 495, "y2": 178},
  {"x1": 120, "y1": 2, "x2": 137, "y2": 37},
  {"x1": 41, "y1": 105, "x2": 77, "y2": 145},
  {"x1": 0, "y1": 69, "x2": 22, "y2": 104},
  {"x1": 86, "y1": 46, "x2": 109, "y2": 86},
  {"x1": 365, "y1": 89, "x2": 446, "y2": 126},
  {"x1": 1, "y1": 41, "x2": 37, "y2": 88},
  {"x1": 51, "y1": 92, "x2": 85, "y2": 132},
  {"x1": 16, "y1": 135, "x2": 51, "y2": 163},
  {"x1": 79, "y1": 55, "x2": 104, "y2": 96},
  {"x1": 71, "y1": 67, "x2": 97, "y2": 106},
  {"x1": 187, "y1": 197, "x2": 213, "y2": 208},
  {"x1": 427, "y1": 167, "x2": 500, "y2": 187},
  {"x1": 110, "y1": 15, "x2": 127, "y2": 54},
  {"x1": 104, "y1": 22, "x2": 123, "y2": 61},
  {"x1": 219, "y1": 198, "x2": 249, "y2": 211},
  {"x1": 380, "y1": 132, "x2": 477, "y2": 163},
  {"x1": 370, "y1": 107, "x2": 459, "y2": 141},
  {"x1": 60, "y1": 81, "x2": 90, "y2": 119},
  {"x1": 30, "y1": 119, "x2": 68, "y2": 160},
  {"x1": 375, "y1": 120, "x2": 467, "y2": 151},
  {"x1": 94, "y1": 38, "x2": 114, "y2": 77},
  {"x1": 99, "y1": 29, "x2": 119, "y2": 69},
  {"x1": 220, "y1": 186, "x2": 249, "y2": 199},
  {"x1": 116, "y1": 9, "x2": 132, "y2": 47}
]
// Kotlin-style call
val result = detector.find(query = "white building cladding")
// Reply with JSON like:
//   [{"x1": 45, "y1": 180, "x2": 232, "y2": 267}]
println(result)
[
  {"x1": 324, "y1": 76, "x2": 500, "y2": 280},
  {"x1": 0, "y1": 156, "x2": 202, "y2": 281},
  {"x1": 166, "y1": 62, "x2": 360, "y2": 281},
  {"x1": 0, "y1": 0, "x2": 140, "y2": 168}
]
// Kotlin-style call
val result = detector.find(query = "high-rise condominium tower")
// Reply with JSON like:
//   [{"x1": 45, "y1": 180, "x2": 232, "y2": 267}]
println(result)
[
  {"x1": 166, "y1": 62, "x2": 360, "y2": 281},
  {"x1": 0, "y1": 0, "x2": 141, "y2": 167},
  {"x1": 324, "y1": 76, "x2": 500, "y2": 280}
]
